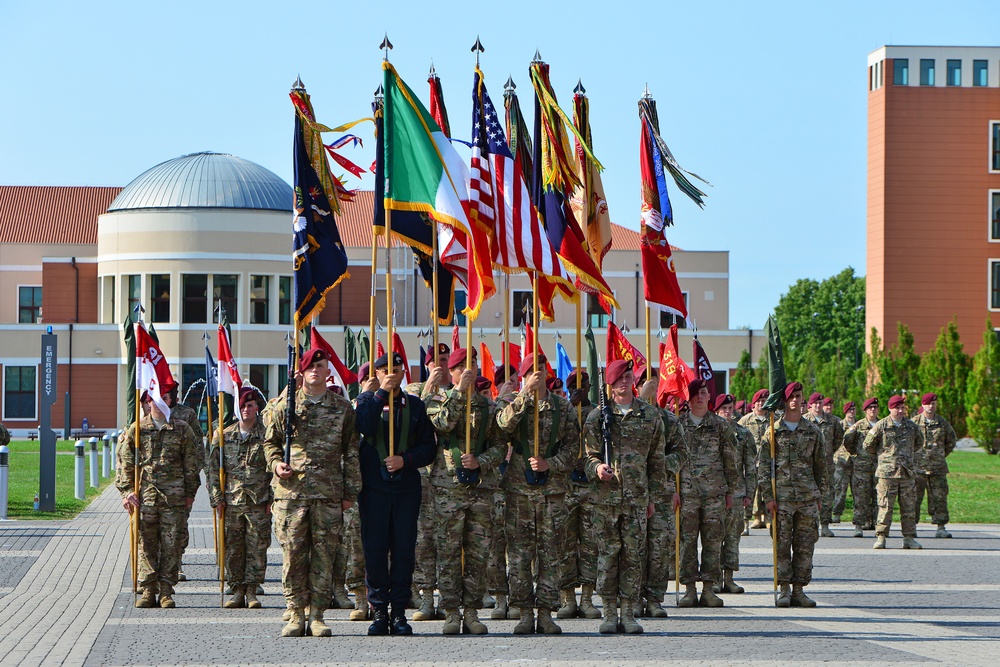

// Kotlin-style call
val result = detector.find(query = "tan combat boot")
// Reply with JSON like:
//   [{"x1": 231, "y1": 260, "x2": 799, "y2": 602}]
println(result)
[
  {"x1": 512, "y1": 608, "x2": 535, "y2": 634},
  {"x1": 820, "y1": 523, "x2": 835, "y2": 538},
  {"x1": 332, "y1": 579, "x2": 352, "y2": 609},
  {"x1": 441, "y1": 608, "x2": 462, "y2": 635},
  {"x1": 159, "y1": 583, "x2": 176, "y2": 609},
  {"x1": 282, "y1": 607, "x2": 306, "y2": 637},
  {"x1": 578, "y1": 585, "x2": 601, "y2": 619},
  {"x1": 619, "y1": 599, "x2": 643, "y2": 634},
  {"x1": 349, "y1": 586, "x2": 369, "y2": 621},
  {"x1": 309, "y1": 608, "x2": 332, "y2": 637},
  {"x1": 902, "y1": 537, "x2": 922, "y2": 550},
  {"x1": 282, "y1": 606, "x2": 293, "y2": 622},
  {"x1": 245, "y1": 587, "x2": 262, "y2": 609},
  {"x1": 412, "y1": 591, "x2": 435, "y2": 621},
  {"x1": 790, "y1": 584, "x2": 816, "y2": 608},
  {"x1": 853, "y1": 525, "x2": 865, "y2": 538},
  {"x1": 699, "y1": 583, "x2": 724, "y2": 607},
  {"x1": 722, "y1": 570, "x2": 745, "y2": 594},
  {"x1": 135, "y1": 588, "x2": 156, "y2": 608},
  {"x1": 775, "y1": 583, "x2": 791, "y2": 608},
  {"x1": 535, "y1": 607, "x2": 562, "y2": 635},
  {"x1": 462, "y1": 607, "x2": 488, "y2": 635},
  {"x1": 224, "y1": 585, "x2": 246, "y2": 609},
  {"x1": 677, "y1": 583, "x2": 698, "y2": 608},
  {"x1": 598, "y1": 597, "x2": 618, "y2": 634},
  {"x1": 873, "y1": 535, "x2": 887, "y2": 549},
  {"x1": 556, "y1": 588, "x2": 578, "y2": 619},
  {"x1": 647, "y1": 596, "x2": 669, "y2": 618},
  {"x1": 936, "y1": 524, "x2": 952, "y2": 538},
  {"x1": 482, "y1": 592, "x2": 496, "y2": 608},
  {"x1": 490, "y1": 593, "x2": 509, "y2": 620}
]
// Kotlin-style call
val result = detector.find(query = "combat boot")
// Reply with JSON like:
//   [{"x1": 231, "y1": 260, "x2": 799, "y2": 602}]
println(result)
[
  {"x1": 677, "y1": 584, "x2": 698, "y2": 608},
  {"x1": 712, "y1": 581, "x2": 723, "y2": 594},
  {"x1": 903, "y1": 536, "x2": 922, "y2": 550},
  {"x1": 700, "y1": 583, "x2": 724, "y2": 607},
  {"x1": 512, "y1": 608, "x2": 535, "y2": 634},
  {"x1": 368, "y1": 607, "x2": 390, "y2": 636},
  {"x1": 245, "y1": 588, "x2": 262, "y2": 609},
  {"x1": 598, "y1": 597, "x2": 618, "y2": 634},
  {"x1": 159, "y1": 583, "x2": 176, "y2": 609},
  {"x1": 177, "y1": 570, "x2": 187, "y2": 582},
  {"x1": 775, "y1": 583, "x2": 791, "y2": 608},
  {"x1": 412, "y1": 592, "x2": 436, "y2": 621},
  {"x1": 873, "y1": 535, "x2": 887, "y2": 549},
  {"x1": 441, "y1": 608, "x2": 462, "y2": 635},
  {"x1": 936, "y1": 524, "x2": 952, "y2": 539},
  {"x1": 535, "y1": 607, "x2": 562, "y2": 635},
  {"x1": 490, "y1": 593, "x2": 509, "y2": 620},
  {"x1": 282, "y1": 606, "x2": 293, "y2": 622},
  {"x1": 620, "y1": 599, "x2": 643, "y2": 634},
  {"x1": 224, "y1": 585, "x2": 246, "y2": 608},
  {"x1": 647, "y1": 597, "x2": 669, "y2": 618},
  {"x1": 853, "y1": 525, "x2": 864, "y2": 538},
  {"x1": 463, "y1": 607, "x2": 488, "y2": 635},
  {"x1": 482, "y1": 592, "x2": 496, "y2": 608},
  {"x1": 578, "y1": 585, "x2": 601, "y2": 619},
  {"x1": 349, "y1": 586, "x2": 370, "y2": 621},
  {"x1": 281, "y1": 607, "x2": 306, "y2": 637},
  {"x1": 390, "y1": 609, "x2": 413, "y2": 635},
  {"x1": 135, "y1": 588, "x2": 156, "y2": 608},
  {"x1": 632, "y1": 599, "x2": 644, "y2": 618},
  {"x1": 332, "y1": 580, "x2": 351, "y2": 609},
  {"x1": 820, "y1": 523, "x2": 835, "y2": 537},
  {"x1": 556, "y1": 588, "x2": 578, "y2": 619},
  {"x1": 722, "y1": 570, "x2": 745, "y2": 594},
  {"x1": 507, "y1": 606, "x2": 520, "y2": 619},
  {"x1": 790, "y1": 584, "x2": 816, "y2": 608},
  {"x1": 309, "y1": 608, "x2": 332, "y2": 637},
  {"x1": 742, "y1": 524, "x2": 750, "y2": 536}
]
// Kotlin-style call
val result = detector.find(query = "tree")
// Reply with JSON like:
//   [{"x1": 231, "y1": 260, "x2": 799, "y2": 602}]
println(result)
[
  {"x1": 729, "y1": 349, "x2": 755, "y2": 403},
  {"x1": 966, "y1": 318, "x2": 1000, "y2": 453},
  {"x1": 866, "y1": 323, "x2": 921, "y2": 412},
  {"x1": 918, "y1": 318, "x2": 971, "y2": 436}
]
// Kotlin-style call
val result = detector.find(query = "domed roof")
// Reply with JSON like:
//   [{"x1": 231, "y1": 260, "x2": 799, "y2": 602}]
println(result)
[{"x1": 107, "y1": 152, "x2": 292, "y2": 212}]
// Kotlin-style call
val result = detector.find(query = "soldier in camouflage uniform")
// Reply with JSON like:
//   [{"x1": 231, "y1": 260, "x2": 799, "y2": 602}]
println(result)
[
  {"x1": 831, "y1": 401, "x2": 857, "y2": 525},
  {"x1": 803, "y1": 393, "x2": 840, "y2": 537},
  {"x1": 209, "y1": 387, "x2": 272, "y2": 609},
  {"x1": 0, "y1": 422, "x2": 9, "y2": 446},
  {"x1": 842, "y1": 398, "x2": 880, "y2": 537},
  {"x1": 863, "y1": 395, "x2": 925, "y2": 550},
  {"x1": 585, "y1": 360, "x2": 668, "y2": 634},
  {"x1": 263, "y1": 348, "x2": 361, "y2": 637},
  {"x1": 738, "y1": 389, "x2": 771, "y2": 531},
  {"x1": 426, "y1": 348, "x2": 507, "y2": 635},
  {"x1": 117, "y1": 391, "x2": 201, "y2": 608},
  {"x1": 713, "y1": 394, "x2": 755, "y2": 595},
  {"x1": 676, "y1": 379, "x2": 738, "y2": 608},
  {"x1": 164, "y1": 387, "x2": 204, "y2": 583},
  {"x1": 757, "y1": 382, "x2": 827, "y2": 608},
  {"x1": 342, "y1": 361, "x2": 369, "y2": 620},
  {"x1": 488, "y1": 370, "x2": 518, "y2": 621},
  {"x1": 497, "y1": 353, "x2": 579, "y2": 634},
  {"x1": 912, "y1": 393, "x2": 957, "y2": 539}
]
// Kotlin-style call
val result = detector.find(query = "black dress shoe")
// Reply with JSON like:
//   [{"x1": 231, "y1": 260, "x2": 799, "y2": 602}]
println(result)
[
  {"x1": 368, "y1": 608, "x2": 390, "y2": 636},
  {"x1": 390, "y1": 613, "x2": 413, "y2": 635}
]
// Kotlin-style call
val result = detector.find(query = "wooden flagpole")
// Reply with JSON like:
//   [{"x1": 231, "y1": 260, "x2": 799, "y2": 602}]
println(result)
[
  {"x1": 206, "y1": 390, "x2": 218, "y2": 576},
  {"x1": 532, "y1": 273, "x2": 540, "y2": 459},
  {"x1": 769, "y1": 411, "x2": 779, "y2": 603},
  {"x1": 386, "y1": 209, "x2": 395, "y2": 457},
  {"x1": 217, "y1": 391, "x2": 226, "y2": 607},
  {"x1": 369, "y1": 227, "x2": 379, "y2": 370}
]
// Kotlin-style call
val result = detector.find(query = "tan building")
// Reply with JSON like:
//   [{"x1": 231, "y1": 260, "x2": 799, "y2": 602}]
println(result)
[{"x1": 0, "y1": 152, "x2": 763, "y2": 436}]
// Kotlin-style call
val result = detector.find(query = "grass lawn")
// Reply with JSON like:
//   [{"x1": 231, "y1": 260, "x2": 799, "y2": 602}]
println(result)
[
  {"x1": 838, "y1": 451, "x2": 1000, "y2": 525},
  {"x1": 4, "y1": 439, "x2": 115, "y2": 519}
]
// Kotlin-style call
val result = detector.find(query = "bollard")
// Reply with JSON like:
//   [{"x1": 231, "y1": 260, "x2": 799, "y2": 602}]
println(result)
[
  {"x1": 0, "y1": 444, "x2": 9, "y2": 520},
  {"x1": 89, "y1": 437, "x2": 99, "y2": 488},
  {"x1": 110, "y1": 430, "x2": 117, "y2": 471},
  {"x1": 74, "y1": 440, "x2": 86, "y2": 500},
  {"x1": 102, "y1": 434, "x2": 111, "y2": 478}
]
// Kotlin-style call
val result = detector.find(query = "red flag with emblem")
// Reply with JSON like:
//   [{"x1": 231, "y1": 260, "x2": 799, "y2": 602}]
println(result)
[
  {"x1": 656, "y1": 324, "x2": 695, "y2": 407},
  {"x1": 605, "y1": 322, "x2": 647, "y2": 368},
  {"x1": 135, "y1": 321, "x2": 177, "y2": 420},
  {"x1": 480, "y1": 343, "x2": 498, "y2": 398}
]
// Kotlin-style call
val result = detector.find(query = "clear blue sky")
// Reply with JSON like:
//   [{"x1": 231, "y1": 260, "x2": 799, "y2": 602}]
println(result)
[{"x1": 1, "y1": 0, "x2": 996, "y2": 329}]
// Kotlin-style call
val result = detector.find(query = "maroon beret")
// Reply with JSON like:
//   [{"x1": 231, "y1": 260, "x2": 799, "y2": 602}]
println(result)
[
  {"x1": 545, "y1": 377, "x2": 564, "y2": 391},
  {"x1": 712, "y1": 393, "x2": 734, "y2": 412},
  {"x1": 808, "y1": 392, "x2": 823, "y2": 406},
  {"x1": 784, "y1": 382, "x2": 804, "y2": 400},
  {"x1": 921, "y1": 392, "x2": 937, "y2": 405},
  {"x1": 518, "y1": 353, "x2": 546, "y2": 377},
  {"x1": 843, "y1": 401, "x2": 856, "y2": 414},
  {"x1": 688, "y1": 378, "x2": 709, "y2": 397},
  {"x1": 494, "y1": 364, "x2": 515, "y2": 384},
  {"x1": 735, "y1": 400, "x2": 747, "y2": 413},
  {"x1": 752, "y1": 388, "x2": 770, "y2": 404},
  {"x1": 474, "y1": 376, "x2": 492, "y2": 392},
  {"x1": 358, "y1": 362, "x2": 370, "y2": 381},
  {"x1": 888, "y1": 395, "x2": 905, "y2": 409},
  {"x1": 299, "y1": 348, "x2": 329, "y2": 373},
  {"x1": 448, "y1": 347, "x2": 477, "y2": 369},
  {"x1": 606, "y1": 359, "x2": 634, "y2": 385},
  {"x1": 862, "y1": 397, "x2": 878, "y2": 411},
  {"x1": 822, "y1": 397, "x2": 833, "y2": 407},
  {"x1": 567, "y1": 369, "x2": 589, "y2": 389},
  {"x1": 239, "y1": 386, "x2": 263, "y2": 409}
]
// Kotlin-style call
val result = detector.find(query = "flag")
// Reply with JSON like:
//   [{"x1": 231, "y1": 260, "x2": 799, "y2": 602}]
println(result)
[
  {"x1": 310, "y1": 327, "x2": 359, "y2": 394},
  {"x1": 452, "y1": 324, "x2": 460, "y2": 351},
  {"x1": 392, "y1": 332, "x2": 411, "y2": 385},
  {"x1": 638, "y1": 93, "x2": 709, "y2": 213},
  {"x1": 522, "y1": 322, "x2": 555, "y2": 378},
  {"x1": 344, "y1": 328, "x2": 360, "y2": 399},
  {"x1": 124, "y1": 312, "x2": 137, "y2": 422},
  {"x1": 418, "y1": 345, "x2": 428, "y2": 382},
  {"x1": 382, "y1": 62, "x2": 494, "y2": 319},
  {"x1": 376, "y1": 339, "x2": 386, "y2": 359},
  {"x1": 291, "y1": 81, "x2": 350, "y2": 327},
  {"x1": 657, "y1": 324, "x2": 693, "y2": 407},
  {"x1": 217, "y1": 319, "x2": 242, "y2": 399},
  {"x1": 204, "y1": 346, "x2": 219, "y2": 399},
  {"x1": 586, "y1": 325, "x2": 599, "y2": 405},
  {"x1": 762, "y1": 315, "x2": 787, "y2": 412},
  {"x1": 639, "y1": 112, "x2": 689, "y2": 323},
  {"x1": 135, "y1": 321, "x2": 176, "y2": 421},
  {"x1": 357, "y1": 328, "x2": 371, "y2": 366},
  {"x1": 480, "y1": 342, "x2": 498, "y2": 398},
  {"x1": 606, "y1": 322, "x2": 647, "y2": 368},
  {"x1": 556, "y1": 342, "x2": 573, "y2": 387},
  {"x1": 693, "y1": 336, "x2": 715, "y2": 398},
  {"x1": 570, "y1": 84, "x2": 613, "y2": 273},
  {"x1": 503, "y1": 342, "x2": 522, "y2": 376}
]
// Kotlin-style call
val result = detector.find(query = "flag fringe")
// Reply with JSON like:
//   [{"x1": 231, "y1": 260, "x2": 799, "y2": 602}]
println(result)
[{"x1": 294, "y1": 271, "x2": 349, "y2": 329}]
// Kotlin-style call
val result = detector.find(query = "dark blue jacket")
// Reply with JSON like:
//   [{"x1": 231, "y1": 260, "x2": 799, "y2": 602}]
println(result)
[{"x1": 355, "y1": 388, "x2": 437, "y2": 494}]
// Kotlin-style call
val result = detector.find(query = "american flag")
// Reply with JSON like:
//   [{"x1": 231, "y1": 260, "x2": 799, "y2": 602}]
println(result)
[{"x1": 470, "y1": 68, "x2": 571, "y2": 285}]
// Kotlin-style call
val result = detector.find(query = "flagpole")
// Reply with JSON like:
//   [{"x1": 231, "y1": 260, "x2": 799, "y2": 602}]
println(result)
[
  {"x1": 532, "y1": 273, "x2": 540, "y2": 460},
  {"x1": 369, "y1": 232, "x2": 378, "y2": 370},
  {"x1": 206, "y1": 389, "x2": 219, "y2": 578},
  {"x1": 386, "y1": 209, "x2": 395, "y2": 458},
  {"x1": 576, "y1": 299, "x2": 583, "y2": 456},
  {"x1": 769, "y1": 411, "x2": 779, "y2": 603},
  {"x1": 675, "y1": 470, "x2": 681, "y2": 606},
  {"x1": 645, "y1": 306, "x2": 652, "y2": 378},
  {"x1": 431, "y1": 224, "x2": 440, "y2": 366},
  {"x1": 503, "y1": 274, "x2": 510, "y2": 372},
  {"x1": 218, "y1": 391, "x2": 226, "y2": 607},
  {"x1": 131, "y1": 358, "x2": 140, "y2": 604},
  {"x1": 465, "y1": 319, "x2": 473, "y2": 458}
]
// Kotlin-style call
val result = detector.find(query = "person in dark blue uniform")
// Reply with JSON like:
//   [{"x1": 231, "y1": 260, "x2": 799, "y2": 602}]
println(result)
[{"x1": 355, "y1": 351, "x2": 437, "y2": 636}]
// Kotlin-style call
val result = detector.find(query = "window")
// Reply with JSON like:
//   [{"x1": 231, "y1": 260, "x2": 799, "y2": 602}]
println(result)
[
  {"x1": 512, "y1": 290, "x2": 532, "y2": 327},
  {"x1": 587, "y1": 294, "x2": 612, "y2": 328},
  {"x1": 278, "y1": 276, "x2": 292, "y2": 326},
  {"x1": 893, "y1": 59, "x2": 909, "y2": 85},
  {"x1": 947, "y1": 59, "x2": 962, "y2": 86},
  {"x1": 993, "y1": 193, "x2": 1000, "y2": 240},
  {"x1": 4, "y1": 366, "x2": 36, "y2": 419},
  {"x1": 150, "y1": 274, "x2": 170, "y2": 323},
  {"x1": 213, "y1": 275, "x2": 238, "y2": 323},
  {"x1": 920, "y1": 59, "x2": 935, "y2": 86},
  {"x1": 182, "y1": 274, "x2": 208, "y2": 324},
  {"x1": 101, "y1": 275, "x2": 115, "y2": 324},
  {"x1": 454, "y1": 290, "x2": 467, "y2": 326},
  {"x1": 180, "y1": 364, "x2": 209, "y2": 432},
  {"x1": 127, "y1": 275, "x2": 141, "y2": 320},
  {"x1": 249, "y1": 364, "x2": 269, "y2": 398},
  {"x1": 658, "y1": 292, "x2": 690, "y2": 329},
  {"x1": 993, "y1": 261, "x2": 1000, "y2": 309},
  {"x1": 993, "y1": 123, "x2": 1000, "y2": 171},
  {"x1": 18, "y1": 286, "x2": 42, "y2": 323},
  {"x1": 250, "y1": 275, "x2": 270, "y2": 324},
  {"x1": 974, "y1": 60, "x2": 988, "y2": 87}
]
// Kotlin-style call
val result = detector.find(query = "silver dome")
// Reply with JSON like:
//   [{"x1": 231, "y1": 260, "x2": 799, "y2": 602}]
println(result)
[{"x1": 107, "y1": 152, "x2": 292, "y2": 212}]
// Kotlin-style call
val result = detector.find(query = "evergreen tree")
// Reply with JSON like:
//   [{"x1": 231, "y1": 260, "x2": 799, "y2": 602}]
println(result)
[
  {"x1": 918, "y1": 318, "x2": 971, "y2": 436},
  {"x1": 966, "y1": 318, "x2": 1000, "y2": 454},
  {"x1": 729, "y1": 349, "x2": 755, "y2": 403}
]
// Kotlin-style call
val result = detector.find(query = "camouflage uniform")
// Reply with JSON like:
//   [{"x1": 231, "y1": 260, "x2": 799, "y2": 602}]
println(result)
[
  {"x1": 497, "y1": 389, "x2": 579, "y2": 613},
  {"x1": 722, "y1": 421, "x2": 756, "y2": 574},
  {"x1": 170, "y1": 401, "x2": 204, "y2": 571},
  {"x1": 116, "y1": 415, "x2": 200, "y2": 596},
  {"x1": 842, "y1": 419, "x2": 879, "y2": 529},
  {"x1": 584, "y1": 399, "x2": 667, "y2": 602},
  {"x1": 804, "y1": 411, "x2": 842, "y2": 526},
  {"x1": 911, "y1": 412, "x2": 957, "y2": 526},
  {"x1": 404, "y1": 380, "x2": 445, "y2": 601},
  {"x1": 647, "y1": 410, "x2": 686, "y2": 600},
  {"x1": 562, "y1": 399, "x2": 599, "y2": 597},
  {"x1": 486, "y1": 446, "x2": 510, "y2": 598},
  {"x1": 263, "y1": 388, "x2": 361, "y2": 612},
  {"x1": 863, "y1": 417, "x2": 925, "y2": 539},
  {"x1": 831, "y1": 417, "x2": 856, "y2": 519},
  {"x1": 676, "y1": 411, "x2": 738, "y2": 587},
  {"x1": 426, "y1": 388, "x2": 507, "y2": 612},
  {"x1": 0, "y1": 422, "x2": 9, "y2": 446},
  {"x1": 738, "y1": 411, "x2": 770, "y2": 522},
  {"x1": 341, "y1": 504, "x2": 365, "y2": 590},
  {"x1": 757, "y1": 418, "x2": 827, "y2": 586},
  {"x1": 208, "y1": 419, "x2": 272, "y2": 589}
]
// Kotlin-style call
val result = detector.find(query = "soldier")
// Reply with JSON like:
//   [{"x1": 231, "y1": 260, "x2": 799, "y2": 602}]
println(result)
[
  {"x1": 356, "y1": 351, "x2": 438, "y2": 636},
  {"x1": 675, "y1": 379, "x2": 738, "y2": 608},
  {"x1": 863, "y1": 395, "x2": 925, "y2": 550},
  {"x1": 739, "y1": 389, "x2": 771, "y2": 531},
  {"x1": 712, "y1": 394, "x2": 755, "y2": 595},
  {"x1": 757, "y1": 382, "x2": 827, "y2": 608},
  {"x1": 496, "y1": 353, "x2": 579, "y2": 634},
  {"x1": 831, "y1": 401, "x2": 857, "y2": 525},
  {"x1": 164, "y1": 386, "x2": 204, "y2": 583},
  {"x1": 584, "y1": 360, "x2": 667, "y2": 634},
  {"x1": 263, "y1": 348, "x2": 361, "y2": 637},
  {"x1": 842, "y1": 398, "x2": 880, "y2": 537},
  {"x1": 0, "y1": 421, "x2": 8, "y2": 446},
  {"x1": 342, "y1": 361, "x2": 370, "y2": 620},
  {"x1": 488, "y1": 367, "x2": 518, "y2": 621},
  {"x1": 117, "y1": 391, "x2": 200, "y2": 608},
  {"x1": 912, "y1": 393, "x2": 957, "y2": 538},
  {"x1": 209, "y1": 387, "x2": 272, "y2": 609},
  {"x1": 804, "y1": 393, "x2": 841, "y2": 537},
  {"x1": 426, "y1": 348, "x2": 507, "y2": 635}
]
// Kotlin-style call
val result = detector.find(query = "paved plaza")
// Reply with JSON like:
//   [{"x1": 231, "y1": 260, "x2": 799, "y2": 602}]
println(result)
[{"x1": 1, "y1": 483, "x2": 998, "y2": 667}]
